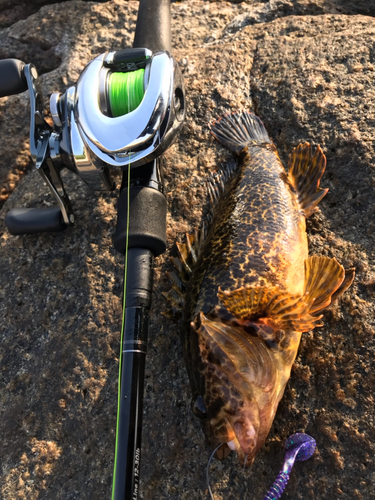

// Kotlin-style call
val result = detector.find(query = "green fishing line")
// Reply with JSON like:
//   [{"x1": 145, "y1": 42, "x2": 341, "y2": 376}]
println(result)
[
  {"x1": 112, "y1": 158, "x2": 131, "y2": 500},
  {"x1": 108, "y1": 69, "x2": 145, "y2": 117},
  {"x1": 110, "y1": 69, "x2": 144, "y2": 499}
]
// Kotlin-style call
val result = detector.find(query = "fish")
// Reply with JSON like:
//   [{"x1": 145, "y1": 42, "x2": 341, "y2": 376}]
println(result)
[{"x1": 164, "y1": 110, "x2": 354, "y2": 467}]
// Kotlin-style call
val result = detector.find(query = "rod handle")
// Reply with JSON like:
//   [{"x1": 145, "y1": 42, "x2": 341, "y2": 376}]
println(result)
[
  {"x1": 5, "y1": 207, "x2": 67, "y2": 235},
  {"x1": 133, "y1": 0, "x2": 171, "y2": 53}
]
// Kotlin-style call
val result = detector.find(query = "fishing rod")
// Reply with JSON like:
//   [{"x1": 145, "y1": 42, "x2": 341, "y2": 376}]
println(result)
[
  {"x1": 111, "y1": 3, "x2": 183, "y2": 498},
  {"x1": 1, "y1": 0, "x2": 185, "y2": 498}
]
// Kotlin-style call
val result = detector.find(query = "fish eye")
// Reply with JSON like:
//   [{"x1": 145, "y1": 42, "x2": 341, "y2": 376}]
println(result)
[{"x1": 192, "y1": 395, "x2": 207, "y2": 419}]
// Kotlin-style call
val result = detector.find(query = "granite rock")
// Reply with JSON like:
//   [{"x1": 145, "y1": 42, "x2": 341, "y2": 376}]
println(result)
[{"x1": 1, "y1": 1, "x2": 375, "y2": 499}]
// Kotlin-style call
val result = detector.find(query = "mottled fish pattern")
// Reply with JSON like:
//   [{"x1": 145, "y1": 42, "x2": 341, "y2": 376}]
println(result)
[{"x1": 165, "y1": 111, "x2": 354, "y2": 466}]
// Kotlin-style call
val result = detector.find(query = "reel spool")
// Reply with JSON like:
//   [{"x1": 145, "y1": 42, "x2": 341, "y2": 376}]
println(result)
[
  {"x1": 100, "y1": 67, "x2": 148, "y2": 118},
  {"x1": 109, "y1": 69, "x2": 146, "y2": 117}
]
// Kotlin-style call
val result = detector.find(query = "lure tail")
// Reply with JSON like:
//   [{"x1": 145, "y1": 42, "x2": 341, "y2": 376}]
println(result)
[
  {"x1": 211, "y1": 110, "x2": 272, "y2": 155},
  {"x1": 262, "y1": 433, "x2": 316, "y2": 500}
]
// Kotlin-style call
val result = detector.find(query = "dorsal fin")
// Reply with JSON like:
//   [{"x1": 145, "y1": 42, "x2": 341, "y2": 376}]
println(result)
[
  {"x1": 287, "y1": 142, "x2": 329, "y2": 217},
  {"x1": 210, "y1": 111, "x2": 272, "y2": 155},
  {"x1": 164, "y1": 154, "x2": 239, "y2": 317},
  {"x1": 304, "y1": 256, "x2": 354, "y2": 315},
  {"x1": 163, "y1": 228, "x2": 204, "y2": 317},
  {"x1": 205, "y1": 161, "x2": 238, "y2": 224}
]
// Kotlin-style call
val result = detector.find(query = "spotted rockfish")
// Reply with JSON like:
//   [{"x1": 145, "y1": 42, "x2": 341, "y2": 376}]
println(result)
[{"x1": 165, "y1": 111, "x2": 354, "y2": 466}]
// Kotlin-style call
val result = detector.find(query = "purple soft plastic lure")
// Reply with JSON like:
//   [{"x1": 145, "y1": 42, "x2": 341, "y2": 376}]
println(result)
[
  {"x1": 262, "y1": 433, "x2": 316, "y2": 500},
  {"x1": 206, "y1": 433, "x2": 316, "y2": 499}
]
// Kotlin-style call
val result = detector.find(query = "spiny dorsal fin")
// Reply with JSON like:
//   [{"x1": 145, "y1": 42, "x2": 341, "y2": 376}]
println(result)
[
  {"x1": 287, "y1": 142, "x2": 329, "y2": 217},
  {"x1": 210, "y1": 110, "x2": 272, "y2": 155},
  {"x1": 175, "y1": 229, "x2": 203, "y2": 276},
  {"x1": 164, "y1": 164, "x2": 236, "y2": 317},
  {"x1": 162, "y1": 287, "x2": 184, "y2": 314},
  {"x1": 165, "y1": 270, "x2": 185, "y2": 296}
]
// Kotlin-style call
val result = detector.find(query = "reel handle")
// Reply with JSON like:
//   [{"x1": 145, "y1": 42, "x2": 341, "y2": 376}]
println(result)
[
  {"x1": 5, "y1": 207, "x2": 66, "y2": 235},
  {"x1": 0, "y1": 59, "x2": 28, "y2": 97}
]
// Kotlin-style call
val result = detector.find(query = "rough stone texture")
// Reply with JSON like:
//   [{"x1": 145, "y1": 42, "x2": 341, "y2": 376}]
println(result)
[
  {"x1": 1, "y1": 1, "x2": 375, "y2": 499},
  {"x1": 1, "y1": 0, "x2": 375, "y2": 207}
]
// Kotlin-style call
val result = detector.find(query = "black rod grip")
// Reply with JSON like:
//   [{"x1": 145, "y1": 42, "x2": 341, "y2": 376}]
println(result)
[
  {"x1": 124, "y1": 248, "x2": 153, "y2": 308},
  {"x1": 114, "y1": 186, "x2": 167, "y2": 257},
  {"x1": 5, "y1": 207, "x2": 66, "y2": 235},
  {"x1": 0, "y1": 59, "x2": 27, "y2": 98},
  {"x1": 133, "y1": 0, "x2": 171, "y2": 53}
]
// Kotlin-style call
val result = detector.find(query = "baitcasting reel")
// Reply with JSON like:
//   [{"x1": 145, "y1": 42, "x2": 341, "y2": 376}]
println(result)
[{"x1": 4, "y1": 48, "x2": 185, "y2": 234}]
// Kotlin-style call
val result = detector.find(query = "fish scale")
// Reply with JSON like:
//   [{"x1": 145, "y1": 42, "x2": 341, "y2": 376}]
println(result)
[{"x1": 186, "y1": 143, "x2": 305, "y2": 321}]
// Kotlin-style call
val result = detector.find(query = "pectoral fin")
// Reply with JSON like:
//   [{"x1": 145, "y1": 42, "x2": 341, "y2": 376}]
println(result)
[
  {"x1": 218, "y1": 256, "x2": 353, "y2": 334},
  {"x1": 193, "y1": 312, "x2": 277, "y2": 392},
  {"x1": 288, "y1": 142, "x2": 329, "y2": 217},
  {"x1": 218, "y1": 285, "x2": 319, "y2": 334},
  {"x1": 331, "y1": 267, "x2": 355, "y2": 303}
]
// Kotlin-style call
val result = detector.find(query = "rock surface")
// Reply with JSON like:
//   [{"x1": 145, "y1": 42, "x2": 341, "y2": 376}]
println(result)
[{"x1": 1, "y1": 1, "x2": 375, "y2": 499}]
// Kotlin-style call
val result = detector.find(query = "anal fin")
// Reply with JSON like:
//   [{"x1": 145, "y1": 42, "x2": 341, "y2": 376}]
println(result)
[{"x1": 288, "y1": 142, "x2": 329, "y2": 217}]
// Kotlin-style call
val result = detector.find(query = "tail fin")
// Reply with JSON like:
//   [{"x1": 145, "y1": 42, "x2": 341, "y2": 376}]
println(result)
[{"x1": 211, "y1": 111, "x2": 272, "y2": 155}]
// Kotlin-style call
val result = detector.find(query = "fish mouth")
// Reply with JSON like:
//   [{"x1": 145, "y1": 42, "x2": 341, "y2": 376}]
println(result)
[
  {"x1": 212, "y1": 417, "x2": 258, "y2": 467},
  {"x1": 212, "y1": 438, "x2": 256, "y2": 468},
  {"x1": 225, "y1": 440, "x2": 255, "y2": 468},
  {"x1": 207, "y1": 409, "x2": 259, "y2": 468},
  {"x1": 193, "y1": 313, "x2": 277, "y2": 467}
]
